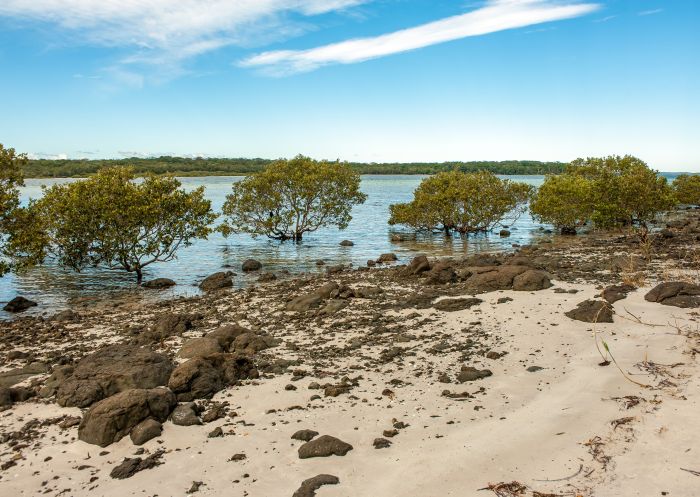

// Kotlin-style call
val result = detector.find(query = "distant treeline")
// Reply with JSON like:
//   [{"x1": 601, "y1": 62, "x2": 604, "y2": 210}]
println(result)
[{"x1": 23, "y1": 157, "x2": 567, "y2": 178}]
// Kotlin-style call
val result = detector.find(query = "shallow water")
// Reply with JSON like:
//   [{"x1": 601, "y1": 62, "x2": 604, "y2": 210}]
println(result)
[{"x1": 3, "y1": 174, "x2": 552, "y2": 318}]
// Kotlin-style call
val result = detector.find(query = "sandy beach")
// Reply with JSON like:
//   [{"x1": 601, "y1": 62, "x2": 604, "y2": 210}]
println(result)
[{"x1": 1, "y1": 217, "x2": 700, "y2": 497}]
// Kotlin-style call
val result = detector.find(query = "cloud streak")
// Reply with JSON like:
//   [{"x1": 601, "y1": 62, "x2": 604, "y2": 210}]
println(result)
[{"x1": 242, "y1": 0, "x2": 600, "y2": 74}]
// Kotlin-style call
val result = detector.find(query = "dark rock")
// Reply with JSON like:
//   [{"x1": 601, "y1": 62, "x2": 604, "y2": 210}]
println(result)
[
  {"x1": 199, "y1": 271, "x2": 234, "y2": 291},
  {"x1": 178, "y1": 338, "x2": 223, "y2": 359},
  {"x1": 168, "y1": 354, "x2": 258, "y2": 402},
  {"x1": 339, "y1": 240, "x2": 354, "y2": 246},
  {"x1": 79, "y1": 388, "x2": 176, "y2": 447},
  {"x1": 404, "y1": 255, "x2": 431, "y2": 275},
  {"x1": 171, "y1": 403, "x2": 201, "y2": 426},
  {"x1": 3, "y1": 296, "x2": 37, "y2": 313},
  {"x1": 373, "y1": 438, "x2": 392, "y2": 449},
  {"x1": 0, "y1": 386, "x2": 36, "y2": 407},
  {"x1": 602, "y1": 284, "x2": 636, "y2": 304},
  {"x1": 144, "y1": 313, "x2": 199, "y2": 342},
  {"x1": 130, "y1": 419, "x2": 162, "y2": 445},
  {"x1": 526, "y1": 366, "x2": 544, "y2": 372},
  {"x1": 376, "y1": 253, "x2": 398, "y2": 263},
  {"x1": 496, "y1": 297, "x2": 513, "y2": 304},
  {"x1": 57, "y1": 344, "x2": 174, "y2": 408},
  {"x1": 464, "y1": 265, "x2": 529, "y2": 292},
  {"x1": 456, "y1": 366, "x2": 492, "y2": 383},
  {"x1": 512, "y1": 270, "x2": 553, "y2": 291},
  {"x1": 644, "y1": 282, "x2": 700, "y2": 308},
  {"x1": 230, "y1": 332, "x2": 278, "y2": 355},
  {"x1": 258, "y1": 272, "x2": 277, "y2": 282},
  {"x1": 51, "y1": 309, "x2": 80, "y2": 322},
  {"x1": 291, "y1": 429, "x2": 319, "y2": 442},
  {"x1": 286, "y1": 282, "x2": 339, "y2": 312},
  {"x1": 565, "y1": 300, "x2": 614, "y2": 323},
  {"x1": 433, "y1": 298, "x2": 482, "y2": 312},
  {"x1": 426, "y1": 261, "x2": 457, "y2": 284},
  {"x1": 241, "y1": 259, "x2": 262, "y2": 272},
  {"x1": 318, "y1": 299, "x2": 347, "y2": 316},
  {"x1": 0, "y1": 361, "x2": 49, "y2": 389},
  {"x1": 110, "y1": 449, "x2": 165, "y2": 479},
  {"x1": 292, "y1": 474, "x2": 340, "y2": 497},
  {"x1": 367, "y1": 260, "x2": 377, "y2": 267},
  {"x1": 208, "y1": 427, "x2": 223, "y2": 438},
  {"x1": 298, "y1": 435, "x2": 353, "y2": 459},
  {"x1": 142, "y1": 278, "x2": 176, "y2": 289},
  {"x1": 499, "y1": 229, "x2": 511, "y2": 237}
]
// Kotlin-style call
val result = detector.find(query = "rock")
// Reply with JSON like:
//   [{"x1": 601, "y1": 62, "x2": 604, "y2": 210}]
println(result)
[
  {"x1": 241, "y1": 259, "x2": 262, "y2": 272},
  {"x1": 499, "y1": 229, "x2": 511, "y2": 237},
  {"x1": 141, "y1": 278, "x2": 176, "y2": 289},
  {"x1": 168, "y1": 354, "x2": 258, "y2": 402},
  {"x1": 57, "y1": 344, "x2": 174, "y2": 408},
  {"x1": 51, "y1": 309, "x2": 80, "y2": 322},
  {"x1": 376, "y1": 253, "x2": 398, "y2": 263},
  {"x1": 464, "y1": 265, "x2": 529, "y2": 292},
  {"x1": 565, "y1": 300, "x2": 614, "y2": 323},
  {"x1": 339, "y1": 240, "x2": 354, "y2": 246},
  {"x1": 602, "y1": 284, "x2": 636, "y2": 304},
  {"x1": 456, "y1": 366, "x2": 492, "y2": 383},
  {"x1": 206, "y1": 324, "x2": 250, "y2": 349},
  {"x1": 3, "y1": 296, "x2": 37, "y2": 313},
  {"x1": 178, "y1": 337, "x2": 223, "y2": 359},
  {"x1": 208, "y1": 427, "x2": 224, "y2": 438},
  {"x1": 199, "y1": 271, "x2": 233, "y2": 291},
  {"x1": 318, "y1": 299, "x2": 347, "y2": 316},
  {"x1": 404, "y1": 255, "x2": 431, "y2": 275},
  {"x1": 144, "y1": 312, "x2": 199, "y2": 342},
  {"x1": 0, "y1": 361, "x2": 49, "y2": 388},
  {"x1": 373, "y1": 438, "x2": 392, "y2": 449},
  {"x1": 171, "y1": 403, "x2": 201, "y2": 426},
  {"x1": 512, "y1": 270, "x2": 552, "y2": 291},
  {"x1": 433, "y1": 298, "x2": 482, "y2": 312},
  {"x1": 496, "y1": 297, "x2": 513, "y2": 304},
  {"x1": 130, "y1": 419, "x2": 163, "y2": 445},
  {"x1": 230, "y1": 332, "x2": 277, "y2": 355},
  {"x1": 315, "y1": 260, "x2": 325, "y2": 266},
  {"x1": 526, "y1": 366, "x2": 544, "y2": 372},
  {"x1": 298, "y1": 435, "x2": 353, "y2": 459},
  {"x1": 110, "y1": 449, "x2": 165, "y2": 479},
  {"x1": 426, "y1": 262, "x2": 457, "y2": 284},
  {"x1": 39, "y1": 365, "x2": 74, "y2": 398},
  {"x1": 292, "y1": 474, "x2": 340, "y2": 497},
  {"x1": 325, "y1": 264, "x2": 345, "y2": 275},
  {"x1": 366, "y1": 260, "x2": 377, "y2": 267},
  {"x1": 291, "y1": 429, "x2": 319, "y2": 442},
  {"x1": 258, "y1": 272, "x2": 277, "y2": 282},
  {"x1": 644, "y1": 282, "x2": 700, "y2": 308},
  {"x1": 286, "y1": 282, "x2": 339, "y2": 312},
  {"x1": 353, "y1": 286, "x2": 383, "y2": 298},
  {"x1": 79, "y1": 388, "x2": 176, "y2": 447},
  {"x1": 0, "y1": 386, "x2": 36, "y2": 407}
]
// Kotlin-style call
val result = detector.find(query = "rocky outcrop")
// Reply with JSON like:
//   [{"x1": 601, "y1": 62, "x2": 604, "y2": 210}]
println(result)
[
  {"x1": 168, "y1": 353, "x2": 258, "y2": 402},
  {"x1": 565, "y1": 300, "x2": 614, "y2": 323},
  {"x1": 56, "y1": 345, "x2": 174, "y2": 408},
  {"x1": 3, "y1": 296, "x2": 37, "y2": 313},
  {"x1": 199, "y1": 271, "x2": 233, "y2": 291},
  {"x1": 645, "y1": 282, "x2": 700, "y2": 308},
  {"x1": 463, "y1": 265, "x2": 551, "y2": 292},
  {"x1": 78, "y1": 388, "x2": 176, "y2": 447},
  {"x1": 141, "y1": 278, "x2": 176, "y2": 289}
]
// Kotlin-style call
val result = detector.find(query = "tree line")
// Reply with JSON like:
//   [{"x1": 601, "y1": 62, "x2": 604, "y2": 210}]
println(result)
[
  {"x1": 2, "y1": 143, "x2": 699, "y2": 285},
  {"x1": 22, "y1": 157, "x2": 567, "y2": 178}
]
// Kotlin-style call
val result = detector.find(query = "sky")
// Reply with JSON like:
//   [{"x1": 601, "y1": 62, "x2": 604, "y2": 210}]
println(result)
[{"x1": 0, "y1": 0, "x2": 698, "y2": 171}]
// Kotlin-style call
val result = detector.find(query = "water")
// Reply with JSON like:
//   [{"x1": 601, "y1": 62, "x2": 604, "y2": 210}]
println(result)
[{"x1": 2, "y1": 175, "x2": 551, "y2": 318}]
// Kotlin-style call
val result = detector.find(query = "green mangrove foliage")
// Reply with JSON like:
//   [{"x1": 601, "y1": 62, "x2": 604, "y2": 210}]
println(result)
[
  {"x1": 531, "y1": 155, "x2": 676, "y2": 234},
  {"x1": 9, "y1": 167, "x2": 216, "y2": 283},
  {"x1": 388, "y1": 171, "x2": 533, "y2": 234},
  {"x1": 0, "y1": 144, "x2": 27, "y2": 276},
  {"x1": 220, "y1": 155, "x2": 367, "y2": 241},
  {"x1": 673, "y1": 174, "x2": 700, "y2": 205}
]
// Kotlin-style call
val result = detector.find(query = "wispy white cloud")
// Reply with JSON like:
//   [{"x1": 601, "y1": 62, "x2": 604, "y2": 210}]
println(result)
[
  {"x1": 638, "y1": 8, "x2": 663, "y2": 16},
  {"x1": 242, "y1": 0, "x2": 600, "y2": 75},
  {"x1": 0, "y1": 0, "x2": 369, "y2": 68},
  {"x1": 593, "y1": 15, "x2": 616, "y2": 23}
]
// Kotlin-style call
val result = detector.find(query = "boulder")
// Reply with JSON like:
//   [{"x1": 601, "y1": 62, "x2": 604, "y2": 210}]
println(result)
[
  {"x1": 230, "y1": 332, "x2": 278, "y2": 355},
  {"x1": 3, "y1": 296, "x2": 37, "y2": 313},
  {"x1": 426, "y1": 261, "x2": 457, "y2": 284},
  {"x1": 178, "y1": 337, "x2": 223, "y2": 359},
  {"x1": 206, "y1": 324, "x2": 250, "y2": 350},
  {"x1": 464, "y1": 265, "x2": 529, "y2": 292},
  {"x1": 298, "y1": 435, "x2": 353, "y2": 459},
  {"x1": 168, "y1": 353, "x2": 258, "y2": 402},
  {"x1": 292, "y1": 429, "x2": 319, "y2": 442},
  {"x1": 602, "y1": 284, "x2": 636, "y2": 304},
  {"x1": 129, "y1": 419, "x2": 162, "y2": 445},
  {"x1": 143, "y1": 312, "x2": 198, "y2": 343},
  {"x1": 170, "y1": 402, "x2": 201, "y2": 426},
  {"x1": 404, "y1": 255, "x2": 431, "y2": 276},
  {"x1": 499, "y1": 229, "x2": 511, "y2": 237},
  {"x1": 51, "y1": 309, "x2": 80, "y2": 322},
  {"x1": 512, "y1": 270, "x2": 552, "y2": 291},
  {"x1": 199, "y1": 271, "x2": 233, "y2": 291},
  {"x1": 78, "y1": 388, "x2": 176, "y2": 447},
  {"x1": 565, "y1": 300, "x2": 614, "y2": 323},
  {"x1": 0, "y1": 361, "x2": 49, "y2": 388},
  {"x1": 56, "y1": 345, "x2": 174, "y2": 408},
  {"x1": 339, "y1": 240, "x2": 354, "y2": 246},
  {"x1": 292, "y1": 474, "x2": 340, "y2": 497},
  {"x1": 286, "y1": 282, "x2": 339, "y2": 312},
  {"x1": 376, "y1": 253, "x2": 398, "y2": 263},
  {"x1": 258, "y1": 272, "x2": 277, "y2": 282},
  {"x1": 0, "y1": 386, "x2": 36, "y2": 407},
  {"x1": 433, "y1": 298, "x2": 482, "y2": 312},
  {"x1": 141, "y1": 278, "x2": 176, "y2": 289},
  {"x1": 241, "y1": 259, "x2": 262, "y2": 272},
  {"x1": 644, "y1": 282, "x2": 700, "y2": 308}
]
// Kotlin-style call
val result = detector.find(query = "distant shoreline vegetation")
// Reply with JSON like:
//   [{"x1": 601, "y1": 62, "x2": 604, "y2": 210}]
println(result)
[{"x1": 22, "y1": 157, "x2": 568, "y2": 178}]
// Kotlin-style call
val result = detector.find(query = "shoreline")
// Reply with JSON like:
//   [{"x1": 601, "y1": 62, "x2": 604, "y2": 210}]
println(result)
[{"x1": 1, "y1": 212, "x2": 699, "y2": 496}]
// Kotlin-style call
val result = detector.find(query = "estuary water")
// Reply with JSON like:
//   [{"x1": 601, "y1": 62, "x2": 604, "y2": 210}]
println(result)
[{"x1": 1, "y1": 175, "x2": 552, "y2": 318}]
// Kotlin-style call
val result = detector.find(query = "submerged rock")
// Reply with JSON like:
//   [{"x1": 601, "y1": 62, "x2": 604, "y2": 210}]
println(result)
[
  {"x1": 142, "y1": 278, "x2": 176, "y2": 289},
  {"x1": 3, "y1": 296, "x2": 37, "y2": 313},
  {"x1": 241, "y1": 259, "x2": 262, "y2": 272}
]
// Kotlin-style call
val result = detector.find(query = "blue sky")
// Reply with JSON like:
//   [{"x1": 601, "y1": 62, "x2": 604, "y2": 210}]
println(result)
[{"x1": 0, "y1": 0, "x2": 698, "y2": 171}]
